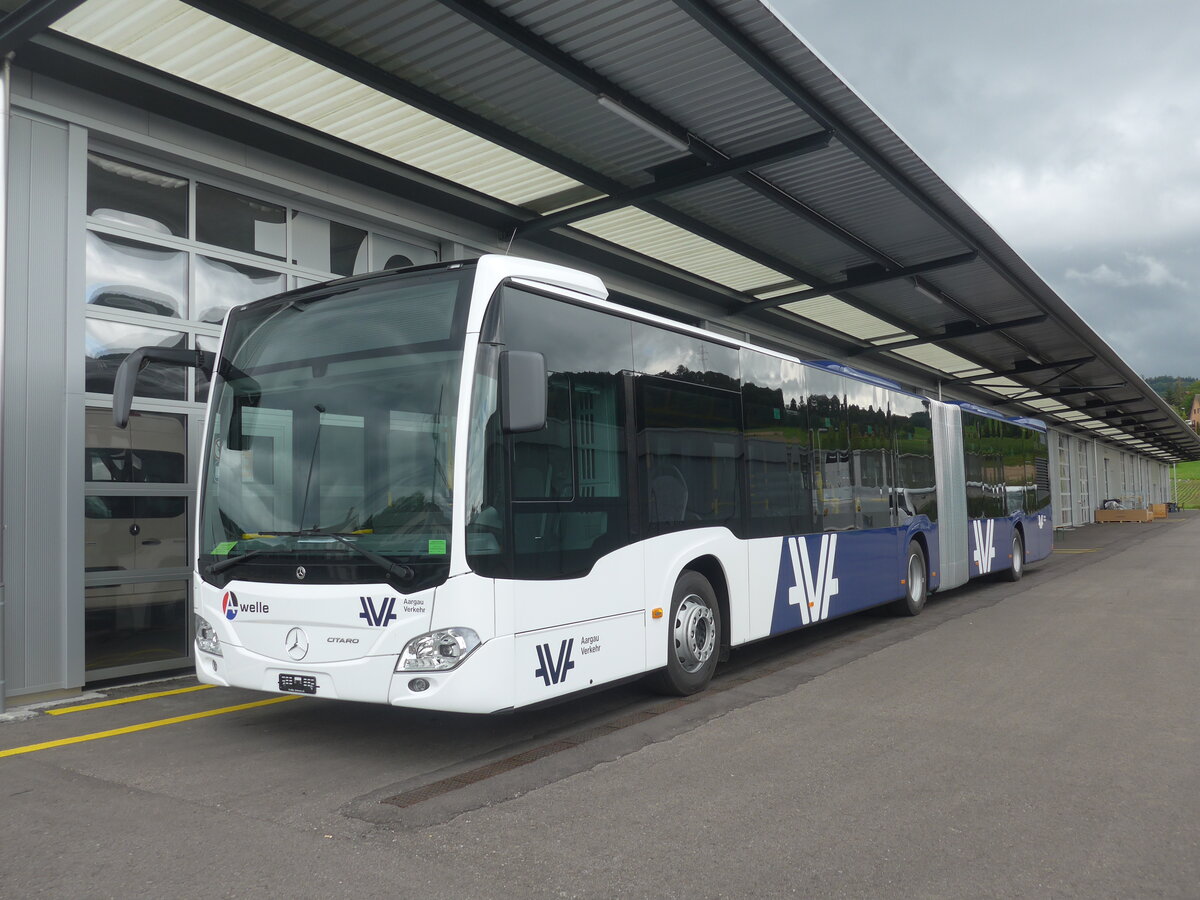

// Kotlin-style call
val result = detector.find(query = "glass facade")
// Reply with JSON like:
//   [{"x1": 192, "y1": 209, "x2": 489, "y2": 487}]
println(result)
[{"x1": 82, "y1": 148, "x2": 441, "y2": 677}]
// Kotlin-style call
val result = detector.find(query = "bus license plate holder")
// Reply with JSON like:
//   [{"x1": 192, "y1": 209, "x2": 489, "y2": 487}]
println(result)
[{"x1": 279, "y1": 673, "x2": 318, "y2": 694}]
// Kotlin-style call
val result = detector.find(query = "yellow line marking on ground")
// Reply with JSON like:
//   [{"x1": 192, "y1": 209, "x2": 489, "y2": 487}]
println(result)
[
  {"x1": 47, "y1": 684, "x2": 216, "y2": 715},
  {"x1": 1053, "y1": 548, "x2": 1098, "y2": 554},
  {"x1": 0, "y1": 696, "x2": 297, "y2": 759}
]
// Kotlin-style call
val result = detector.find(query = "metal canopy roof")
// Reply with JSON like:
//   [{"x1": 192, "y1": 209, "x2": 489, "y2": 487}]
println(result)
[{"x1": 6, "y1": 0, "x2": 1198, "y2": 460}]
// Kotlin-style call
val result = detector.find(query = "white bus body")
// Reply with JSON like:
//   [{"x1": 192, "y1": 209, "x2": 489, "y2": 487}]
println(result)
[{"x1": 112, "y1": 256, "x2": 1050, "y2": 713}]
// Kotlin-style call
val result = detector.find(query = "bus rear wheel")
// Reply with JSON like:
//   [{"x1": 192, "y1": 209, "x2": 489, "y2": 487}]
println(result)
[
  {"x1": 647, "y1": 570, "x2": 721, "y2": 696},
  {"x1": 891, "y1": 541, "x2": 928, "y2": 617},
  {"x1": 1003, "y1": 531, "x2": 1024, "y2": 582}
]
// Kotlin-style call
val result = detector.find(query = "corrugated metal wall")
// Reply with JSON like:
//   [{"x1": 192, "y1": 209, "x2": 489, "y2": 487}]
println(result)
[{"x1": 4, "y1": 111, "x2": 84, "y2": 696}]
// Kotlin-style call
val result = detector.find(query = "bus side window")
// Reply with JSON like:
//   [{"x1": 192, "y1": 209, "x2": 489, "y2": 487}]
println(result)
[
  {"x1": 741, "y1": 350, "x2": 811, "y2": 538},
  {"x1": 637, "y1": 377, "x2": 741, "y2": 535},
  {"x1": 495, "y1": 286, "x2": 634, "y2": 579}
]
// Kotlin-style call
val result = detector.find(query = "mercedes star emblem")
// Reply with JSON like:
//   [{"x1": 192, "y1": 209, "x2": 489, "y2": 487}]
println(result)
[
  {"x1": 296, "y1": 566, "x2": 307, "y2": 581},
  {"x1": 285, "y1": 627, "x2": 309, "y2": 660}
]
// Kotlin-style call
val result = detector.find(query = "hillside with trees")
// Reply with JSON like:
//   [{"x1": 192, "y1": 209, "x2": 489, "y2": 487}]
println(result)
[{"x1": 1145, "y1": 375, "x2": 1200, "y2": 418}]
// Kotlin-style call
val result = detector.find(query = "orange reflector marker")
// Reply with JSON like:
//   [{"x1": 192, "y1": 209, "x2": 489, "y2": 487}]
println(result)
[
  {"x1": 652, "y1": 608, "x2": 663, "y2": 619},
  {"x1": 900, "y1": 579, "x2": 906, "y2": 585}
]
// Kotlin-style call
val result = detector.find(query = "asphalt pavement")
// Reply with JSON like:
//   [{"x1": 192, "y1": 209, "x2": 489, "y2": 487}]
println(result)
[{"x1": 2, "y1": 513, "x2": 1196, "y2": 898}]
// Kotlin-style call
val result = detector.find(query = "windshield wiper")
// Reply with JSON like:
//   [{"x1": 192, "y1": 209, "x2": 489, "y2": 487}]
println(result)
[
  {"x1": 304, "y1": 530, "x2": 416, "y2": 582},
  {"x1": 252, "y1": 529, "x2": 417, "y2": 583},
  {"x1": 205, "y1": 531, "x2": 416, "y2": 583},
  {"x1": 204, "y1": 549, "x2": 271, "y2": 577}
]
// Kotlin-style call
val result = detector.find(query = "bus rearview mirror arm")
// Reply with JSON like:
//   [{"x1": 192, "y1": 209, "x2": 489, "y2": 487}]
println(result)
[
  {"x1": 113, "y1": 346, "x2": 216, "y2": 429},
  {"x1": 500, "y1": 350, "x2": 547, "y2": 433}
]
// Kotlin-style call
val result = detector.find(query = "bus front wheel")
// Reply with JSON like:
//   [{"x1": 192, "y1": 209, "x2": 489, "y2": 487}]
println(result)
[
  {"x1": 647, "y1": 570, "x2": 721, "y2": 696},
  {"x1": 891, "y1": 541, "x2": 928, "y2": 617}
]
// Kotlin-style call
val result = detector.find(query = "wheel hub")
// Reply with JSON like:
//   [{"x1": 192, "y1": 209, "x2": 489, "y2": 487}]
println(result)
[{"x1": 673, "y1": 594, "x2": 716, "y2": 674}]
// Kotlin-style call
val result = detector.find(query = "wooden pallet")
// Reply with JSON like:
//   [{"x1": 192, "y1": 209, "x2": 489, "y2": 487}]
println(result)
[{"x1": 1094, "y1": 508, "x2": 1154, "y2": 523}]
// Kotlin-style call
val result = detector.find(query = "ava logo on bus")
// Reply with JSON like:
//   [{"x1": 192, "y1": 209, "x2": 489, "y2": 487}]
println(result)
[
  {"x1": 222, "y1": 591, "x2": 239, "y2": 621},
  {"x1": 972, "y1": 520, "x2": 997, "y2": 574},
  {"x1": 534, "y1": 639, "x2": 575, "y2": 686},
  {"x1": 775, "y1": 534, "x2": 839, "y2": 629},
  {"x1": 358, "y1": 596, "x2": 397, "y2": 627}
]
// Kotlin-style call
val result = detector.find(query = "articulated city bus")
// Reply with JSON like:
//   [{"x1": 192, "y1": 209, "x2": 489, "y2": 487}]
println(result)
[{"x1": 113, "y1": 255, "x2": 1052, "y2": 712}]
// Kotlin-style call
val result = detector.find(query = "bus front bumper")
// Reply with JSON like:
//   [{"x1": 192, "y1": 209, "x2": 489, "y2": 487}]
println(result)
[{"x1": 195, "y1": 634, "x2": 515, "y2": 714}]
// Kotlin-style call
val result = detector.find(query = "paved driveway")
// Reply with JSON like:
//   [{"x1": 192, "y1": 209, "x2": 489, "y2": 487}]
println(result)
[{"x1": 2, "y1": 513, "x2": 1196, "y2": 898}]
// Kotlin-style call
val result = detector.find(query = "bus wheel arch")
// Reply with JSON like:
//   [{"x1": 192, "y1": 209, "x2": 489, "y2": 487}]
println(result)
[
  {"x1": 681, "y1": 555, "x2": 731, "y2": 661},
  {"x1": 910, "y1": 531, "x2": 930, "y2": 580}
]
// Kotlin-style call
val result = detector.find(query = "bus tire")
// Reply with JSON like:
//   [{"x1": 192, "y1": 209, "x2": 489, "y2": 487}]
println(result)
[
  {"x1": 1003, "y1": 530, "x2": 1024, "y2": 582},
  {"x1": 891, "y1": 541, "x2": 928, "y2": 616},
  {"x1": 646, "y1": 570, "x2": 722, "y2": 696}
]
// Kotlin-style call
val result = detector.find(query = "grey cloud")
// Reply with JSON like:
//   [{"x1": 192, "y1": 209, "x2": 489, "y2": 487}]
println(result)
[
  {"x1": 772, "y1": 0, "x2": 1200, "y2": 374},
  {"x1": 1066, "y1": 254, "x2": 1187, "y2": 289}
]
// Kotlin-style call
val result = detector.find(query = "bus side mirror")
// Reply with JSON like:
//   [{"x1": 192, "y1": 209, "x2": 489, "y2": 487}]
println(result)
[
  {"x1": 113, "y1": 347, "x2": 215, "y2": 428},
  {"x1": 500, "y1": 350, "x2": 547, "y2": 433}
]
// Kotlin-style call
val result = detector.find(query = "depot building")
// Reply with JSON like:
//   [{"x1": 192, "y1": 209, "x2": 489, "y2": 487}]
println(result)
[{"x1": 1, "y1": 0, "x2": 1195, "y2": 709}]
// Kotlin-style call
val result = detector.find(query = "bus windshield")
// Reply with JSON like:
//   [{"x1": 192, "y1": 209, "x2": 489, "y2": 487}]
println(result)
[{"x1": 198, "y1": 267, "x2": 471, "y2": 587}]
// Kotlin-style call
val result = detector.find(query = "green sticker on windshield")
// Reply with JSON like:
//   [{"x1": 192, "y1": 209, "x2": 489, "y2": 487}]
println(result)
[
  {"x1": 211, "y1": 541, "x2": 237, "y2": 556},
  {"x1": 427, "y1": 539, "x2": 447, "y2": 555}
]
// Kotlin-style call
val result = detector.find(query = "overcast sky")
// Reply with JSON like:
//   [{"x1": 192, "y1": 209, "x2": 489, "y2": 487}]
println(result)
[{"x1": 771, "y1": 0, "x2": 1200, "y2": 378}]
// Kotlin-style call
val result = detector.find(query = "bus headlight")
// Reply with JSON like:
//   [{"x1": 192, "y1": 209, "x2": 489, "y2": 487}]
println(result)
[
  {"x1": 196, "y1": 615, "x2": 222, "y2": 656},
  {"x1": 397, "y1": 628, "x2": 480, "y2": 672}
]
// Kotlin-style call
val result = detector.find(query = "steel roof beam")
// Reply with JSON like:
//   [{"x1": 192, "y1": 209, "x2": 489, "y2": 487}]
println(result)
[
  {"x1": 945, "y1": 356, "x2": 1097, "y2": 384},
  {"x1": 734, "y1": 252, "x2": 977, "y2": 316},
  {"x1": 439, "y1": 0, "x2": 899, "y2": 266},
  {"x1": 438, "y1": 0, "x2": 689, "y2": 148},
  {"x1": 0, "y1": 0, "x2": 87, "y2": 54},
  {"x1": 518, "y1": 131, "x2": 833, "y2": 236},
  {"x1": 845, "y1": 312, "x2": 1045, "y2": 357},
  {"x1": 1046, "y1": 385, "x2": 1128, "y2": 398}
]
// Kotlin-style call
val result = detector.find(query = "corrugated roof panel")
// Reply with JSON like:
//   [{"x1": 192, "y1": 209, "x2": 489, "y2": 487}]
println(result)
[
  {"x1": 53, "y1": 0, "x2": 581, "y2": 206},
  {"x1": 892, "y1": 344, "x2": 986, "y2": 376},
  {"x1": 513, "y1": 0, "x2": 821, "y2": 156},
  {"x1": 268, "y1": 0, "x2": 678, "y2": 184},
  {"x1": 782, "y1": 296, "x2": 900, "y2": 342},
  {"x1": 573, "y1": 207, "x2": 787, "y2": 290},
  {"x1": 667, "y1": 178, "x2": 878, "y2": 283},
  {"x1": 756, "y1": 150, "x2": 967, "y2": 266},
  {"x1": 1024, "y1": 398, "x2": 1071, "y2": 412}
]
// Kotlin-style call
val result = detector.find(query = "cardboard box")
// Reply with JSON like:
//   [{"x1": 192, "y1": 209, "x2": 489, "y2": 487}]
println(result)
[
  {"x1": 1094, "y1": 508, "x2": 1154, "y2": 523},
  {"x1": 1151, "y1": 503, "x2": 1168, "y2": 519}
]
